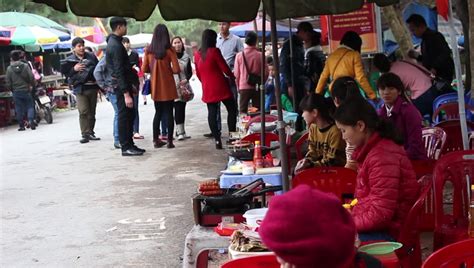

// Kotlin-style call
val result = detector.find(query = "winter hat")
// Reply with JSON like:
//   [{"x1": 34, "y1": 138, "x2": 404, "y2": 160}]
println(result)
[{"x1": 258, "y1": 185, "x2": 356, "y2": 268}]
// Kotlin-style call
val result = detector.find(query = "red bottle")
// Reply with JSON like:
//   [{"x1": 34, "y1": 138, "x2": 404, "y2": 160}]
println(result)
[{"x1": 253, "y1": 141, "x2": 264, "y2": 169}]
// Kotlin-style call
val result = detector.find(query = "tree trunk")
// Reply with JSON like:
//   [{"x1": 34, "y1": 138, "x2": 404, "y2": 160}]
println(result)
[{"x1": 382, "y1": 5, "x2": 413, "y2": 58}]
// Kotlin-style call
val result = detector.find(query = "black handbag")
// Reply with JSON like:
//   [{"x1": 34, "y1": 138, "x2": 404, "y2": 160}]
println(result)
[{"x1": 242, "y1": 51, "x2": 261, "y2": 86}]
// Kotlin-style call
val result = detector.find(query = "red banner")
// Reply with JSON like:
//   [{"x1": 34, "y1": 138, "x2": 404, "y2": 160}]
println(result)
[{"x1": 327, "y1": 4, "x2": 378, "y2": 54}]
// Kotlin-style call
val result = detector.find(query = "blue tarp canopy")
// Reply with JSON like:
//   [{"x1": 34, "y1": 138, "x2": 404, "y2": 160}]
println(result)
[{"x1": 230, "y1": 17, "x2": 296, "y2": 38}]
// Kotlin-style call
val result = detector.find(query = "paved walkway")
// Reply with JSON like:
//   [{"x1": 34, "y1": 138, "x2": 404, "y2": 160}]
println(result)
[{"x1": 0, "y1": 79, "x2": 229, "y2": 267}]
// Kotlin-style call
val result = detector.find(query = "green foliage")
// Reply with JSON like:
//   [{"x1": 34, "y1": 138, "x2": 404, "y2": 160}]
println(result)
[{"x1": 125, "y1": 9, "x2": 218, "y2": 43}]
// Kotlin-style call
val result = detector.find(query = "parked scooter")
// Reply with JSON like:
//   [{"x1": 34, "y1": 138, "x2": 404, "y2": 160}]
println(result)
[{"x1": 33, "y1": 86, "x2": 53, "y2": 124}]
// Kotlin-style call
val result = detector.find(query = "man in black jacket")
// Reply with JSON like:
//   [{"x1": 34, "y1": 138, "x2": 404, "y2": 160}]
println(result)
[
  {"x1": 106, "y1": 17, "x2": 144, "y2": 156},
  {"x1": 61, "y1": 37, "x2": 100, "y2": 143},
  {"x1": 406, "y1": 14, "x2": 454, "y2": 83}
]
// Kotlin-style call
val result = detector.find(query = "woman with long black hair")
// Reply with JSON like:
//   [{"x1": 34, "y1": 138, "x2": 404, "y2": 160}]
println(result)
[
  {"x1": 194, "y1": 29, "x2": 238, "y2": 149},
  {"x1": 142, "y1": 24, "x2": 180, "y2": 149},
  {"x1": 171, "y1": 36, "x2": 193, "y2": 141}
]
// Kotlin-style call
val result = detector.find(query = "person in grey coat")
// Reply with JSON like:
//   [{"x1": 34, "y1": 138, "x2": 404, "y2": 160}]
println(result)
[{"x1": 5, "y1": 50, "x2": 35, "y2": 131}]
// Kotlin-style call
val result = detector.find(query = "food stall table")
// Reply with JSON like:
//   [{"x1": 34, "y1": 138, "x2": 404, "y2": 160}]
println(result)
[{"x1": 182, "y1": 225, "x2": 230, "y2": 268}]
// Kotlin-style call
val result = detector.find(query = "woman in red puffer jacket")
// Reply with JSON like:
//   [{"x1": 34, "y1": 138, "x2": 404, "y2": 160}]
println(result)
[
  {"x1": 334, "y1": 97, "x2": 420, "y2": 242},
  {"x1": 194, "y1": 29, "x2": 238, "y2": 149}
]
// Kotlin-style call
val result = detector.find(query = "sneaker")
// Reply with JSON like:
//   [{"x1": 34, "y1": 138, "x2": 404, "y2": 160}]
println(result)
[
  {"x1": 18, "y1": 127, "x2": 26, "y2": 131},
  {"x1": 114, "y1": 143, "x2": 121, "y2": 149},
  {"x1": 177, "y1": 134, "x2": 185, "y2": 141},
  {"x1": 31, "y1": 124, "x2": 36, "y2": 130},
  {"x1": 87, "y1": 134, "x2": 101, "y2": 141},
  {"x1": 80, "y1": 136, "x2": 89, "y2": 143},
  {"x1": 167, "y1": 142, "x2": 175, "y2": 149}
]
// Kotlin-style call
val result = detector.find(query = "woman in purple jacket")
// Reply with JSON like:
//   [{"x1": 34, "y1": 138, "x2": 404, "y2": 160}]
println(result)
[{"x1": 377, "y1": 73, "x2": 427, "y2": 160}]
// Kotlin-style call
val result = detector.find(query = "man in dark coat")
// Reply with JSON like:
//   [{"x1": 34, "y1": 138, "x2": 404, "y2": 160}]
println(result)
[
  {"x1": 406, "y1": 14, "x2": 454, "y2": 83},
  {"x1": 61, "y1": 37, "x2": 100, "y2": 143},
  {"x1": 105, "y1": 17, "x2": 144, "y2": 156}
]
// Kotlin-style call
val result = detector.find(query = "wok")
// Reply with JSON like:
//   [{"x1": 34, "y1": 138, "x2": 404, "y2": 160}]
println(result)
[{"x1": 202, "y1": 179, "x2": 282, "y2": 210}]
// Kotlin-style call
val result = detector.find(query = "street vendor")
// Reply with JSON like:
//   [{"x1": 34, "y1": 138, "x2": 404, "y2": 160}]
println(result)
[
  {"x1": 333, "y1": 97, "x2": 419, "y2": 241},
  {"x1": 259, "y1": 185, "x2": 383, "y2": 268}
]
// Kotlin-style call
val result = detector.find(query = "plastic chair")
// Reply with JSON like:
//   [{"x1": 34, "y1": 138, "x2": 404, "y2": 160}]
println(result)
[
  {"x1": 432, "y1": 92, "x2": 457, "y2": 112},
  {"x1": 411, "y1": 160, "x2": 437, "y2": 232},
  {"x1": 435, "y1": 120, "x2": 474, "y2": 155},
  {"x1": 433, "y1": 150, "x2": 474, "y2": 250},
  {"x1": 294, "y1": 132, "x2": 309, "y2": 161},
  {"x1": 396, "y1": 175, "x2": 433, "y2": 268},
  {"x1": 422, "y1": 238, "x2": 474, "y2": 268},
  {"x1": 432, "y1": 102, "x2": 473, "y2": 124},
  {"x1": 292, "y1": 167, "x2": 357, "y2": 202},
  {"x1": 221, "y1": 255, "x2": 279, "y2": 268},
  {"x1": 241, "y1": 132, "x2": 279, "y2": 147},
  {"x1": 422, "y1": 127, "x2": 447, "y2": 159}
]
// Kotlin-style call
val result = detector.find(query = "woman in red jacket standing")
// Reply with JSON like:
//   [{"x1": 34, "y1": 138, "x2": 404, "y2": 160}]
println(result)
[
  {"x1": 194, "y1": 29, "x2": 238, "y2": 149},
  {"x1": 334, "y1": 98, "x2": 419, "y2": 242}
]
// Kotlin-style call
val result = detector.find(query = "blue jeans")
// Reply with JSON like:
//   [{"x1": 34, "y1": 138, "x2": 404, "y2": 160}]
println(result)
[
  {"x1": 133, "y1": 95, "x2": 139, "y2": 133},
  {"x1": 107, "y1": 92, "x2": 119, "y2": 144},
  {"x1": 13, "y1": 90, "x2": 34, "y2": 127},
  {"x1": 265, "y1": 93, "x2": 274, "y2": 112}
]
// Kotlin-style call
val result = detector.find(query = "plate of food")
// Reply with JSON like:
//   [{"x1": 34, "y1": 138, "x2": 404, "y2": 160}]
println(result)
[{"x1": 228, "y1": 230, "x2": 272, "y2": 259}]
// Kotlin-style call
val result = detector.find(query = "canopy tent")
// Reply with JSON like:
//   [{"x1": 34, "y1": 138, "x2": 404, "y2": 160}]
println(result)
[
  {"x1": 33, "y1": 0, "x2": 399, "y2": 192},
  {"x1": 230, "y1": 17, "x2": 296, "y2": 38},
  {"x1": 0, "y1": 12, "x2": 70, "y2": 46},
  {"x1": 125, "y1": 33, "x2": 153, "y2": 48},
  {"x1": 33, "y1": 0, "x2": 397, "y2": 21}
]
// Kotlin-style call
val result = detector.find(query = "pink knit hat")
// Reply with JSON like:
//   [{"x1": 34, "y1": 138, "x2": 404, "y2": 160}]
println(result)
[{"x1": 258, "y1": 185, "x2": 356, "y2": 268}]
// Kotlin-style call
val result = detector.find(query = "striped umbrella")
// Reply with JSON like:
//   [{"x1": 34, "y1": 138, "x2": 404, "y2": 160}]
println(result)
[{"x1": 0, "y1": 12, "x2": 70, "y2": 46}]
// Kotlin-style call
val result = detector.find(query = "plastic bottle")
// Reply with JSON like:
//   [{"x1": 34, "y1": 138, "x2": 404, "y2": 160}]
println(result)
[
  {"x1": 469, "y1": 185, "x2": 474, "y2": 238},
  {"x1": 253, "y1": 141, "x2": 264, "y2": 169}
]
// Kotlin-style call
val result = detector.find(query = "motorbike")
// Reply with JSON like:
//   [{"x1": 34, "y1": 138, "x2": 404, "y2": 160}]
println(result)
[{"x1": 33, "y1": 86, "x2": 53, "y2": 124}]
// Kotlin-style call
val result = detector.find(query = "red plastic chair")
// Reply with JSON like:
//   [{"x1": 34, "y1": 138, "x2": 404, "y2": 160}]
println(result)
[
  {"x1": 241, "y1": 132, "x2": 279, "y2": 147},
  {"x1": 422, "y1": 238, "x2": 474, "y2": 268},
  {"x1": 435, "y1": 120, "x2": 474, "y2": 155},
  {"x1": 396, "y1": 175, "x2": 433, "y2": 268},
  {"x1": 432, "y1": 102, "x2": 473, "y2": 124},
  {"x1": 292, "y1": 167, "x2": 357, "y2": 202},
  {"x1": 433, "y1": 150, "x2": 474, "y2": 250},
  {"x1": 422, "y1": 127, "x2": 447, "y2": 160},
  {"x1": 411, "y1": 160, "x2": 437, "y2": 232},
  {"x1": 294, "y1": 132, "x2": 309, "y2": 161},
  {"x1": 221, "y1": 255, "x2": 279, "y2": 268}
]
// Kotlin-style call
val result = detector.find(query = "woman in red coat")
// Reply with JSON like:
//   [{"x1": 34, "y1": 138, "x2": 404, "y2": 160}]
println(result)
[
  {"x1": 194, "y1": 29, "x2": 238, "y2": 149},
  {"x1": 334, "y1": 98, "x2": 420, "y2": 242}
]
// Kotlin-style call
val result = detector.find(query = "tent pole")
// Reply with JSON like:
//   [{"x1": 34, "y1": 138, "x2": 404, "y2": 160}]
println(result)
[
  {"x1": 261, "y1": 7, "x2": 267, "y2": 146},
  {"x1": 448, "y1": 0, "x2": 469, "y2": 149},
  {"x1": 269, "y1": 0, "x2": 290, "y2": 192},
  {"x1": 288, "y1": 18, "x2": 296, "y2": 110}
]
